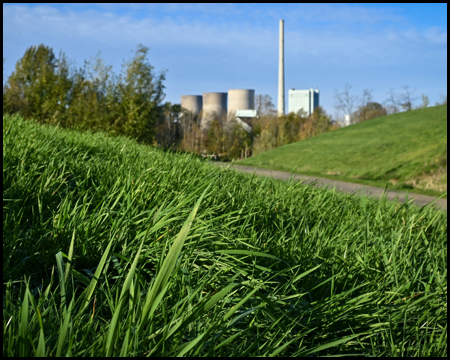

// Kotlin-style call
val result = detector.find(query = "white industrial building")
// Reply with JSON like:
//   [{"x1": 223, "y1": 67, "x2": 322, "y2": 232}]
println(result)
[{"x1": 288, "y1": 88, "x2": 320, "y2": 116}]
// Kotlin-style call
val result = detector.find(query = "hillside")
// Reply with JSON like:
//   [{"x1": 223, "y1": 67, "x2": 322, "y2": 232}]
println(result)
[
  {"x1": 239, "y1": 105, "x2": 447, "y2": 196},
  {"x1": 3, "y1": 113, "x2": 447, "y2": 357}
]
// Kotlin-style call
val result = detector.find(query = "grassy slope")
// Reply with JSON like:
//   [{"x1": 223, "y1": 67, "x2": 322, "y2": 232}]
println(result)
[
  {"x1": 239, "y1": 105, "x2": 447, "y2": 197},
  {"x1": 3, "y1": 114, "x2": 447, "y2": 357}
]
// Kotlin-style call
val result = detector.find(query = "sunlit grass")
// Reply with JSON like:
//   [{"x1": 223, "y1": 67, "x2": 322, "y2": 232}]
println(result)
[
  {"x1": 239, "y1": 105, "x2": 447, "y2": 197},
  {"x1": 3, "y1": 113, "x2": 447, "y2": 356}
]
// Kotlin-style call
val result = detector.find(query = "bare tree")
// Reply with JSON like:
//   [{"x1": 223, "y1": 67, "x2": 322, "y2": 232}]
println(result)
[
  {"x1": 398, "y1": 85, "x2": 417, "y2": 111},
  {"x1": 384, "y1": 88, "x2": 399, "y2": 115},
  {"x1": 436, "y1": 94, "x2": 447, "y2": 106},
  {"x1": 356, "y1": 88, "x2": 374, "y2": 122},
  {"x1": 361, "y1": 89, "x2": 373, "y2": 107},
  {"x1": 255, "y1": 94, "x2": 276, "y2": 117},
  {"x1": 421, "y1": 94, "x2": 429, "y2": 108},
  {"x1": 334, "y1": 83, "x2": 358, "y2": 124}
]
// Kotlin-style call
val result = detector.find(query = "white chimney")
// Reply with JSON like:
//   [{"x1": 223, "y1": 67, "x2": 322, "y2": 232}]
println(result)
[{"x1": 278, "y1": 19, "x2": 285, "y2": 116}]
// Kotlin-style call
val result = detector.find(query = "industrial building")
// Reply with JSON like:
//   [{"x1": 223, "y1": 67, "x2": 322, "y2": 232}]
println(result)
[
  {"x1": 201, "y1": 92, "x2": 228, "y2": 130},
  {"x1": 180, "y1": 89, "x2": 257, "y2": 132},
  {"x1": 288, "y1": 88, "x2": 320, "y2": 116},
  {"x1": 181, "y1": 18, "x2": 321, "y2": 130},
  {"x1": 180, "y1": 95, "x2": 202, "y2": 117}
]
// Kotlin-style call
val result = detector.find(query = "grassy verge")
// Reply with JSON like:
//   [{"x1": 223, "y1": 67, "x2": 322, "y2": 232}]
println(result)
[
  {"x1": 234, "y1": 166, "x2": 447, "y2": 199},
  {"x1": 3, "y1": 113, "x2": 447, "y2": 357},
  {"x1": 239, "y1": 105, "x2": 447, "y2": 197}
]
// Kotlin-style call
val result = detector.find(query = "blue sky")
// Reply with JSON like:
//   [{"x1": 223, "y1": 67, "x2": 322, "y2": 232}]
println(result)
[{"x1": 3, "y1": 3, "x2": 447, "y2": 117}]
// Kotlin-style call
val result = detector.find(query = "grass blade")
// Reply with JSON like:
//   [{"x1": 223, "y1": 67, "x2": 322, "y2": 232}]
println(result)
[
  {"x1": 138, "y1": 181, "x2": 213, "y2": 335},
  {"x1": 64, "y1": 229, "x2": 76, "y2": 284},
  {"x1": 105, "y1": 240, "x2": 144, "y2": 356},
  {"x1": 55, "y1": 296, "x2": 74, "y2": 357},
  {"x1": 19, "y1": 282, "x2": 30, "y2": 357},
  {"x1": 79, "y1": 239, "x2": 114, "y2": 313}
]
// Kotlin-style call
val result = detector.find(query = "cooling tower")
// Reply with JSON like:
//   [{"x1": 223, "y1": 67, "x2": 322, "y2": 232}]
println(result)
[
  {"x1": 180, "y1": 95, "x2": 202, "y2": 116},
  {"x1": 228, "y1": 89, "x2": 255, "y2": 119},
  {"x1": 201, "y1": 92, "x2": 227, "y2": 130}
]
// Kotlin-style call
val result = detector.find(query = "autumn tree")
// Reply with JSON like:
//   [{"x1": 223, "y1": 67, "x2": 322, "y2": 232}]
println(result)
[
  {"x1": 156, "y1": 102, "x2": 183, "y2": 148},
  {"x1": 353, "y1": 102, "x2": 387, "y2": 123},
  {"x1": 255, "y1": 94, "x2": 276, "y2": 116},
  {"x1": 205, "y1": 119, "x2": 225, "y2": 155},
  {"x1": 179, "y1": 109, "x2": 201, "y2": 153},
  {"x1": 333, "y1": 83, "x2": 358, "y2": 124},
  {"x1": 252, "y1": 106, "x2": 333, "y2": 155}
]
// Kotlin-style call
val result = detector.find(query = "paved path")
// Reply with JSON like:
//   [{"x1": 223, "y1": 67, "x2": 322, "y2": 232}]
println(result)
[{"x1": 214, "y1": 163, "x2": 447, "y2": 211}]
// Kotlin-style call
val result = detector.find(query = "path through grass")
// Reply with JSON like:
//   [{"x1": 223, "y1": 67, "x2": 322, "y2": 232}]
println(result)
[
  {"x1": 3, "y1": 113, "x2": 447, "y2": 356},
  {"x1": 239, "y1": 105, "x2": 447, "y2": 197}
]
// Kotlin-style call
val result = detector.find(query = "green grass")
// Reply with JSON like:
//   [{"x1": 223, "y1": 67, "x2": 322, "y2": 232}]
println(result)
[
  {"x1": 239, "y1": 105, "x2": 447, "y2": 197},
  {"x1": 3, "y1": 113, "x2": 447, "y2": 357}
]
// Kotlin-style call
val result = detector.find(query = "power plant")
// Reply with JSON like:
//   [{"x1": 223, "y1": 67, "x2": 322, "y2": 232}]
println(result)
[
  {"x1": 288, "y1": 88, "x2": 320, "y2": 116},
  {"x1": 180, "y1": 19, "x2": 321, "y2": 133},
  {"x1": 201, "y1": 92, "x2": 228, "y2": 130},
  {"x1": 228, "y1": 89, "x2": 255, "y2": 119},
  {"x1": 180, "y1": 95, "x2": 202, "y2": 117},
  {"x1": 180, "y1": 90, "x2": 256, "y2": 132}
]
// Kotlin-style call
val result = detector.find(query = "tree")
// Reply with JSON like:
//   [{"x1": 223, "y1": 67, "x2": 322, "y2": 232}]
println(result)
[
  {"x1": 354, "y1": 102, "x2": 387, "y2": 123},
  {"x1": 206, "y1": 119, "x2": 225, "y2": 155},
  {"x1": 179, "y1": 108, "x2": 201, "y2": 153},
  {"x1": 435, "y1": 94, "x2": 447, "y2": 106},
  {"x1": 225, "y1": 121, "x2": 252, "y2": 160},
  {"x1": 352, "y1": 88, "x2": 386, "y2": 123},
  {"x1": 112, "y1": 44, "x2": 166, "y2": 143},
  {"x1": 156, "y1": 102, "x2": 183, "y2": 148},
  {"x1": 398, "y1": 85, "x2": 417, "y2": 111},
  {"x1": 252, "y1": 106, "x2": 334, "y2": 156},
  {"x1": 334, "y1": 83, "x2": 358, "y2": 124},
  {"x1": 255, "y1": 94, "x2": 276, "y2": 116},
  {"x1": 384, "y1": 86, "x2": 418, "y2": 113},
  {"x1": 65, "y1": 56, "x2": 116, "y2": 131},
  {"x1": 384, "y1": 88, "x2": 399, "y2": 115},
  {"x1": 421, "y1": 94, "x2": 429, "y2": 108},
  {"x1": 3, "y1": 44, "x2": 72, "y2": 122}
]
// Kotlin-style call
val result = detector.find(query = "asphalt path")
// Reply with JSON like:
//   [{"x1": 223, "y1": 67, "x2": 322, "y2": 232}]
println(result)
[{"x1": 214, "y1": 163, "x2": 447, "y2": 212}]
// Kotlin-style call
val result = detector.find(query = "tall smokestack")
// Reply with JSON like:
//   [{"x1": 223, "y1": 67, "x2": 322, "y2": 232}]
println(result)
[{"x1": 278, "y1": 19, "x2": 285, "y2": 116}]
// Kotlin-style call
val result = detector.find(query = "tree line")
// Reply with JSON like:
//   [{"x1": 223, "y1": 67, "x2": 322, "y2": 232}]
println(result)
[
  {"x1": 333, "y1": 83, "x2": 447, "y2": 125},
  {"x1": 3, "y1": 44, "x2": 167, "y2": 145},
  {"x1": 3, "y1": 44, "x2": 446, "y2": 161},
  {"x1": 1, "y1": 43, "x2": 336, "y2": 160}
]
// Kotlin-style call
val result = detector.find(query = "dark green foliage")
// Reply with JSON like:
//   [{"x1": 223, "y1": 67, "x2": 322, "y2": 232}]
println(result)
[
  {"x1": 3, "y1": 44, "x2": 72, "y2": 123},
  {"x1": 3, "y1": 44, "x2": 166, "y2": 145},
  {"x1": 354, "y1": 102, "x2": 388, "y2": 123},
  {"x1": 110, "y1": 45, "x2": 166, "y2": 143}
]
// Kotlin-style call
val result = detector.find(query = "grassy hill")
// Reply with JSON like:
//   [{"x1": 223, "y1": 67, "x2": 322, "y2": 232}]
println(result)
[
  {"x1": 239, "y1": 105, "x2": 447, "y2": 197},
  {"x1": 3, "y1": 113, "x2": 447, "y2": 356}
]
